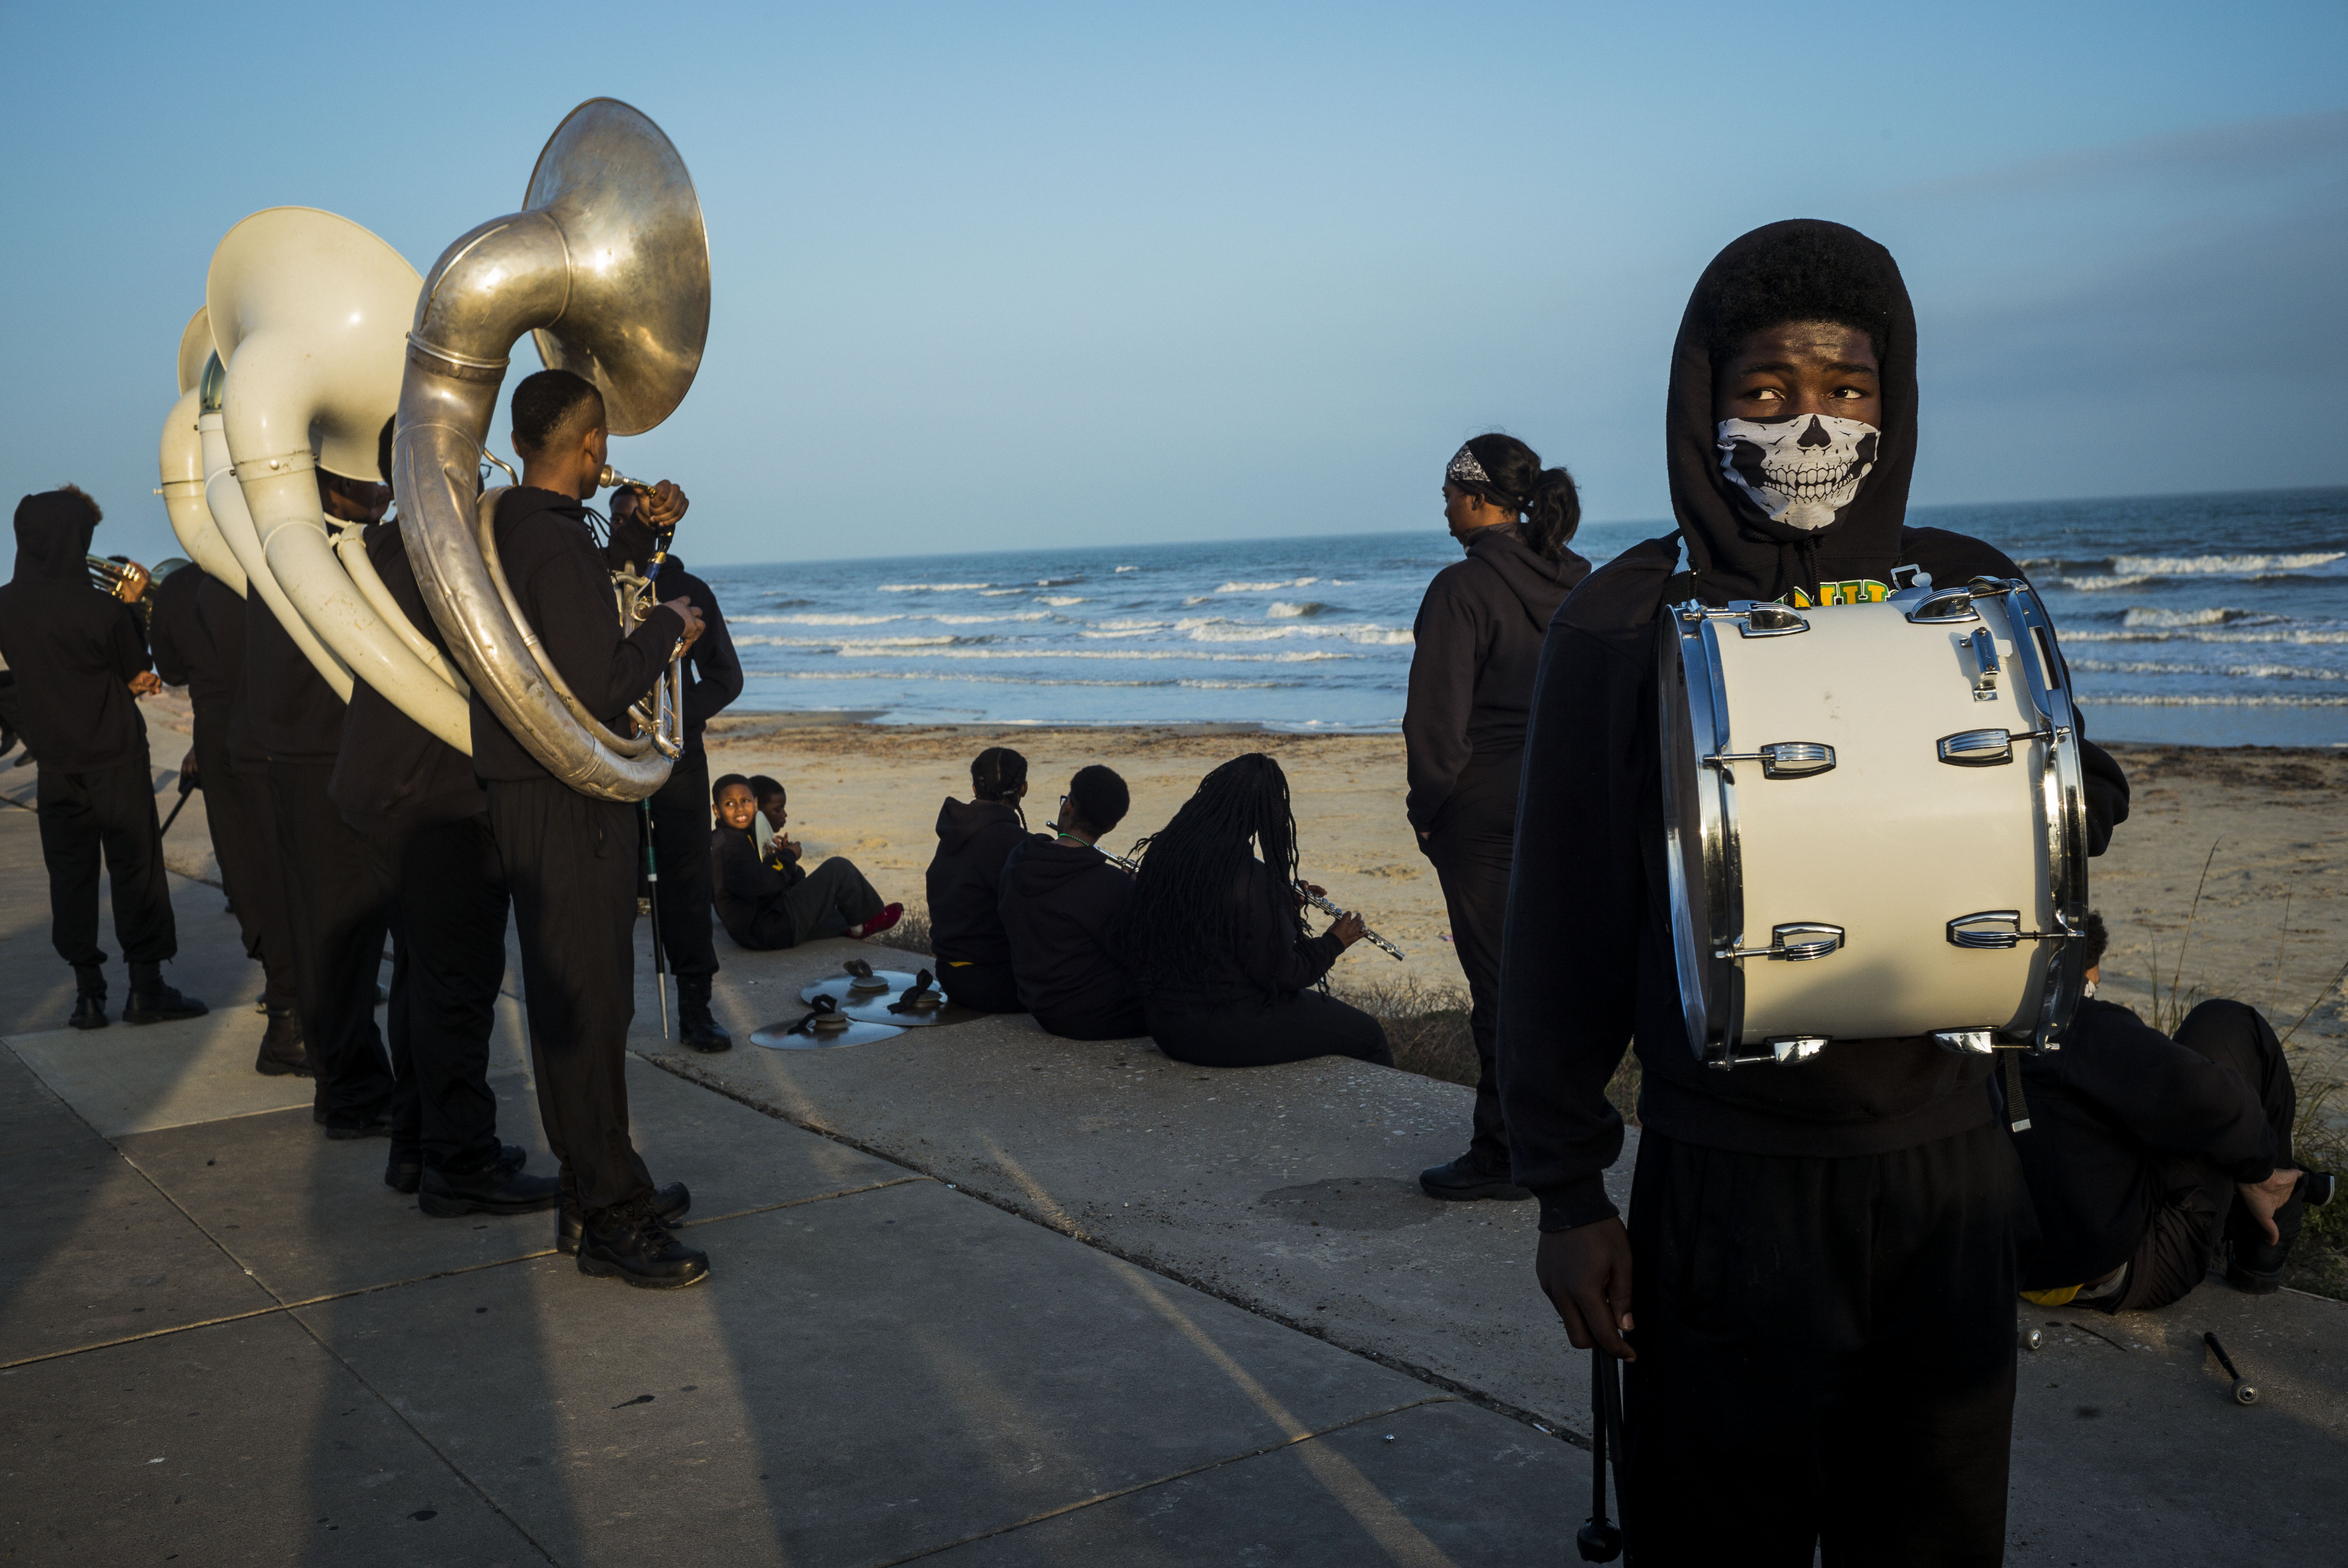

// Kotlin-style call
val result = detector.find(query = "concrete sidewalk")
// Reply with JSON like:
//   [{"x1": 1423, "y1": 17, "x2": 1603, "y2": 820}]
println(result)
[{"x1": 3, "y1": 752, "x2": 2344, "y2": 1564}]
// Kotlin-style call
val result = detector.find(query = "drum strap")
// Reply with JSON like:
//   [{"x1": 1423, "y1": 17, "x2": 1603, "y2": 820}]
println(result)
[{"x1": 2002, "y1": 1050, "x2": 2032, "y2": 1134}]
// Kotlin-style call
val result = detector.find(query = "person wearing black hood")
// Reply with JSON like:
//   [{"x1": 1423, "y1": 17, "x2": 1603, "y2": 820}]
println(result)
[
  {"x1": 475, "y1": 367, "x2": 710, "y2": 1289},
  {"x1": 1405, "y1": 433, "x2": 1587, "y2": 1202},
  {"x1": 605, "y1": 484, "x2": 742, "y2": 1053},
  {"x1": 927, "y1": 746, "x2": 1032, "y2": 1013},
  {"x1": 0, "y1": 487, "x2": 205, "y2": 1027},
  {"x1": 328, "y1": 418, "x2": 559, "y2": 1220},
  {"x1": 1000, "y1": 765, "x2": 1146, "y2": 1040},
  {"x1": 1497, "y1": 221, "x2": 2133, "y2": 1564}
]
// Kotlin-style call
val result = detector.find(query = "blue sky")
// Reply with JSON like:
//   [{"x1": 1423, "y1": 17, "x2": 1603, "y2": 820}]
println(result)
[{"x1": 6, "y1": 2, "x2": 2344, "y2": 567}]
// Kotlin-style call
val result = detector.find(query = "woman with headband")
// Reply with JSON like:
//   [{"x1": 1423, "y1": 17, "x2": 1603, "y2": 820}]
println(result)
[
  {"x1": 925, "y1": 745, "x2": 1032, "y2": 1013},
  {"x1": 1406, "y1": 435, "x2": 1587, "y2": 1203}
]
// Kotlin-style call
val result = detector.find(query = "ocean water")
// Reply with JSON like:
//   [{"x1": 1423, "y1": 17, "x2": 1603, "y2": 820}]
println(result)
[{"x1": 696, "y1": 486, "x2": 2348, "y2": 747}]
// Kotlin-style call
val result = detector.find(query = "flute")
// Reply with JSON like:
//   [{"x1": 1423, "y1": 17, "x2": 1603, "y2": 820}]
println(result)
[{"x1": 1292, "y1": 882, "x2": 1406, "y2": 962}]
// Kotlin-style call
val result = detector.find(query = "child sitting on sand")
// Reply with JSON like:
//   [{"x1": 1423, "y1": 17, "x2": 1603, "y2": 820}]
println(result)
[{"x1": 709, "y1": 773, "x2": 900, "y2": 950}]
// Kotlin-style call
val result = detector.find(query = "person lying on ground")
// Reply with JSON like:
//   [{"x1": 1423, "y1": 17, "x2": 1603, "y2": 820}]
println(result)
[
  {"x1": 2014, "y1": 910, "x2": 2331, "y2": 1311},
  {"x1": 708, "y1": 774, "x2": 899, "y2": 949},
  {"x1": 926, "y1": 745, "x2": 1029, "y2": 1012},
  {"x1": 1001, "y1": 764, "x2": 1146, "y2": 1040},
  {"x1": 1123, "y1": 752, "x2": 1387, "y2": 1070}
]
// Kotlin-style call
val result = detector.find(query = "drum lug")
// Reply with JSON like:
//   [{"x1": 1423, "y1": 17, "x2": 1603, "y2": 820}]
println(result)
[
  {"x1": 1903, "y1": 586, "x2": 1983, "y2": 624},
  {"x1": 1930, "y1": 1029, "x2": 1998, "y2": 1055},
  {"x1": 1717, "y1": 922, "x2": 1844, "y2": 963},
  {"x1": 1706, "y1": 741, "x2": 1835, "y2": 779},
  {"x1": 1947, "y1": 910, "x2": 2078, "y2": 949},
  {"x1": 1675, "y1": 601, "x2": 1810, "y2": 637},
  {"x1": 1968, "y1": 627, "x2": 2003, "y2": 701}
]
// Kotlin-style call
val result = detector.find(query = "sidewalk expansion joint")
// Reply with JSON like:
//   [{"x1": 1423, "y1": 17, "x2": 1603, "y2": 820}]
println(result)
[
  {"x1": 865, "y1": 1395, "x2": 1458, "y2": 1567},
  {"x1": 638, "y1": 1050, "x2": 1596, "y2": 1449}
]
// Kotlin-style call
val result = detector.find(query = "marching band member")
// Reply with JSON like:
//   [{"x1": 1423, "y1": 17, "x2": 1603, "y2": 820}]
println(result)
[
  {"x1": 256, "y1": 467, "x2": 396, "y2": 1134},
  {"x1": 1124, "y1": 753, "x2": 1389, "y2": 1070},
  {"x1": 605, "y1": 485, "x2": 742, "y2": 1053},
  {"x1": 1405, "y1": 433, "x2": 1587, "y2": 1203},
  {"x1": 926, "y1": 746, "x2": 1031, "y2": 1012},
  {"x1": 0, "y1": 487, "x2": 204, "y2": 1027},
  {"x1": 1497, "y1": 220, "x2": 2133, "y2": 1564},
  {"x1": 708, "y1": 773, "x2": 897, "y2": 949},
  {"x1": 2016, "y1": 913, "x2": 2325, "y2": 1310},
  {"x1": 327, "y1": 420, "x2": 558, "y2": 1218},
  {"x1": 999, "y1": 765, "x2": 1147, "y2": 1040},
  {"x1": 474, "y1": 367, "x2": 708, "y2": 1288}
]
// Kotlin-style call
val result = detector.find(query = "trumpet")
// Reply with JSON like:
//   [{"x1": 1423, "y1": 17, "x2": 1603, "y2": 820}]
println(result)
[
  {"x1": 1293, "y1": 881, "x2": 1407, "y2": 962},
  {"x1": 87, "y1": 555, "x2": 150, "y2": 604}
]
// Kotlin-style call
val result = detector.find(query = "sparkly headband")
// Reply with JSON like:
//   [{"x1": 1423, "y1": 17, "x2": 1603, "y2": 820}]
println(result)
[{"x1": 1447, "y1": 444, "x2": 1492, "y2": 488}]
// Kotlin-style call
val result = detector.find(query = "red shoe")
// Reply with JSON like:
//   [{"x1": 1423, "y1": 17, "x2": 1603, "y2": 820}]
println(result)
[{"x1": 851, "y1": 902, "x2": 904, "y2": 940}]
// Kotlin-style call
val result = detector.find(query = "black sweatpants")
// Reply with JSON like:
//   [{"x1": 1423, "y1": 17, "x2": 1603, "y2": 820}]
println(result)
[
  {"x1": 2113, "y1": 999, "x2": 2301, "y2": 1312},
  {"x1": 270, "y1": 760, "x2": 394, "y2": 1127},
  {"x1": 36, "y1": 756, "x2": 176, "y2": 976},
  {"x1": 1422, "y1": 748, "x2": 1519, "y2": 1169},
  {"x1": 227, "y1": 755, "x2": 299, "y2": 1011},
  {"x1": 1147, "y1": 991, "x2": 1392, "y2": 1070},
  {"x1": 1035, "y1": 997, "x2": 1149, "y2": 1041},
  {"x1": 1622, "y1": 1122, "x2": 2027, "y2": 1567},
  {"x1": 644, "y1": 752, "x2": 718, "y2": 980},
  {"x1": 941, "y1": 958, "x2": 1023, "y2": 1013},
  {"x1": 370, "y1": 815, "x2": 509, "y2": 1172},
  {"x1": 726, "y1": 857, "x2": 885, "y2": 951},
  {"x1": 487, "y1": 777, "x2": 654, "y2": 1215}
]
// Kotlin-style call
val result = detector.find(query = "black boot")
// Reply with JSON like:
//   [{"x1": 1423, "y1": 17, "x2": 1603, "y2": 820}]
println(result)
[
  {"x1": 254, "y1": 1009, "x2": 313, "y2": 1077},
  {"x1": 123, "y1": 963, "x2": 207, "y2": 1025},
  {"x1": 577, "y1": 1194, "x2": 710, "y2": 1289},
  {"x1": 2225, "y1": 1181, "x2": 2308, "y2": 1295},
  {"x1": 385, "y1": 1149, "x2": 422, "y2": 1194},
  {"x1": 678, "y1": 975, "x2": 731, "y2": 1053},
  {"x1": 421, "y1": 1144, "x2": 561, "y2": 1218},
  {"x1": 1418, "y1": 1153, "x2": 1533, "y2": 1202},
  {"x1": 69, "y1": 969, "x2": 108, "y2": 1030},
  {"x1": 558, "y1": 1181, "x2": 691, "y2": 1256}
]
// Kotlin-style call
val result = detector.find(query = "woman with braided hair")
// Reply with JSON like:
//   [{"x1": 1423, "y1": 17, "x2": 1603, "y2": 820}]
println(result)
[
  {"x1": 925, "y1": 745, "x2": 1031, "y2": 1012},
  {"x1": 1125, "y1": 753, "x2": 1389, "y2": 1070}
]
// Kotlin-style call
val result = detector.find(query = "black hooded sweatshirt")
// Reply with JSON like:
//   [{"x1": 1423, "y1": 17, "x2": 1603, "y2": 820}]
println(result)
[
  {"x1": 2013, "y1": 999, "x2": 2276, "y2": 1291},
  {"x1": 0, "y1": 492, "x2": 152, "y2": 773},
  {"x1": 328, "y1": 520, "x2": 486, "y2": 834},
  {"x1": 148, "y1": 566, "x2": 242, "y2": 719},
  {"x1": 245, "y1": 586, "x2": 347, "y2": 763},
  {"x1": 927, "y1": 798, "x2": 1025, "y2": 967},
  {"x1": 710, "y1": 821, "x2": 800, "y2": 946},
  {"x1": 1404, "y1": 525, "x2": 1588, "y2": 830},
  {"x1": 605, "y1": 523, "x2": 742, "y2": 762},
  {"x1": 468, "y1": 488, "x2": 686, "y2": 783},
  {"x1": 1497, "y1": 221, "x2": 2133, "y2": 1233},
  {"x1": 999, "y1": 835, "x2": 1141, "y2": 1023}
]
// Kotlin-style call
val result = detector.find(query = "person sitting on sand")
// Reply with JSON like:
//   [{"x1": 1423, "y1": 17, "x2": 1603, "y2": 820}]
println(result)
[
  {"x1": 1000, "y1": 765, "x2": 1146, "y2": 1040},
  {"x1": 708, "y1": 773, "x2": 899, "y2": 949},
  {"x1": 748, "y1": 773, "x2": 787, "y2": 856},
  {"x1": 2013, "y1": 911, "x2": 2331, "y2": 1311},
  {"x1": 925, "y1": 746, "x2": 1030, "y2": 1012},
  {"x1": 1123, "y1": 753, "x2": 1389, "y2": 1070}
]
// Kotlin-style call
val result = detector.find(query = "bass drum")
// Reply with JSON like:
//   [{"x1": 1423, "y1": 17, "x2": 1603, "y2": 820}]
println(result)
[{"x1": 1658, "y1": 578, "x2": 2089, "y2": 1068}]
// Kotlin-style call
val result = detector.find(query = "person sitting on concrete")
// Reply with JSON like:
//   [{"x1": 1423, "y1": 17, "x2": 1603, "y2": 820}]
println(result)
[
  {"x1": 2014, "y1": 911, "x2": 2330, "y2": 1310},
  {"x1": 709, "y1": 773, "x2": 898, "y2": 949},
  {"x1": 926, "y1": 745, "x2": 1029, "y2": 1012},
  {"x1": 1124, "y1": 753, "x2": 1389, "y2": 1070},
  {"x1": 1000, "y1": 764, "x2": 1146, "y2": 1040},
  {"x1": 0, "y1": 487, "x2": 205, "y2": 1028}
]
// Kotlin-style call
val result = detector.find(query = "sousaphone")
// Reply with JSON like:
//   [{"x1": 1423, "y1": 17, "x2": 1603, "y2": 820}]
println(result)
[
  {"x1": 395, "y1": 98, "x2": 711, "y2": 801},
  {"x1": 159, "y1": 308, "x2": 247, "y2": 594},
  {"x1": 208, "y1": 208, "x2": 471, "y2": 747}
]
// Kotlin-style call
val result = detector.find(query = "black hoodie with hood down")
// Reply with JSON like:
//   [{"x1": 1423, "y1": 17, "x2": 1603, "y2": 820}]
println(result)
[
  {"x1": 926, "y1": 798, "x2": 1025, "y2": 966},
  {"x1": 999, "y1": 835, "x2": 1141, "y2": 1029},
  {"x1": 1404, "y1": 526, "x2": 1589, "y2": 830},
  {"x1": 0, "y1": 491, "x2": 152, "y2": 773},
  {"x1": 1496, "y1": 221, "x2": 2132, "y2": 1233}
]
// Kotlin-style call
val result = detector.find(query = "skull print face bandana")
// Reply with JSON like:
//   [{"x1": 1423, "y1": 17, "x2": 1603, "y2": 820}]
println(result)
[{"x1": 1715, "y1": 414, "x2": 1880, "y2": 532}]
